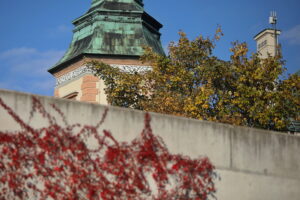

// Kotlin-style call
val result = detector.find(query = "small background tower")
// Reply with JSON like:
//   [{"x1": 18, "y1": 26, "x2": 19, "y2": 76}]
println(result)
[{"x1": 254, "y1": 11, "x2": 281, "y2": 58}]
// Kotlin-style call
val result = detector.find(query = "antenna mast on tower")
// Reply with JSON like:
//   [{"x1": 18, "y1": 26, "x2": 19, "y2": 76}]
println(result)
[{"x1": 269, "y1": 11, "x2": 278, "y2": 56}]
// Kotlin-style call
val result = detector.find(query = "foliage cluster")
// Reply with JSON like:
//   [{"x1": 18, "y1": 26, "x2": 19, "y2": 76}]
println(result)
[
  {"x1": 0, "y1": 96, "x2": 216, "y2": 200},
  {"x1": 90, "y1": 29, "x2": 300, "y2": 131}
]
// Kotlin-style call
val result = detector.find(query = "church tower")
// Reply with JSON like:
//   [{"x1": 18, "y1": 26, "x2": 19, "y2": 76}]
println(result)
[{"x1": 48, "y1": 0, "x2": 164, "y2": 104}]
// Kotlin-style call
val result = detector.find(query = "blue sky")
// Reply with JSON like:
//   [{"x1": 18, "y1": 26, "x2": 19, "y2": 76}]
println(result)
[{"x1": 0, "y1": 0, "x2": 299, "y2": 96}]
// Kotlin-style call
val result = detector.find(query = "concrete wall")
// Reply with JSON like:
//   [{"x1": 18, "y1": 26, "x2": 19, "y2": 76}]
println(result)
[{"x1": 0, "y1": 89, "x2": 299, "y2": 200}]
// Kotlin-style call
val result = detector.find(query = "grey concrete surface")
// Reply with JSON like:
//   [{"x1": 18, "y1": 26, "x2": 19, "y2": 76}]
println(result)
[{"x1": 0, "y1": 89, "x2": 300, "y2": 199}]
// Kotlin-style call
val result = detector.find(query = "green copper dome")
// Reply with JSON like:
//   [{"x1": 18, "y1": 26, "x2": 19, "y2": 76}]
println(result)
[{"x1": 49, "y1": 0, "x2": 164, "y2": 73}]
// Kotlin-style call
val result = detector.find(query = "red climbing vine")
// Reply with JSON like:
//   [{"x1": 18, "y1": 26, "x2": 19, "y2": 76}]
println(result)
[{"x1": 0, "y1": 96, "x2": 216, "y2": 200}]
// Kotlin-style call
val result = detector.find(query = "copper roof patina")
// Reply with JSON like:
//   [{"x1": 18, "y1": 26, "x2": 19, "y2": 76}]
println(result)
[{"x1": 48, "y1": 0, "x2": 164, "y2": 73}]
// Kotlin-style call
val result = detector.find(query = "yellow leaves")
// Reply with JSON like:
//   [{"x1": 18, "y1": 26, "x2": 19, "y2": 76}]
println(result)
[
  {"x1": 88, "y1": 28, "x2": 299, "y2": 132},
  {"x1": 200, "y1": 87, "x2": 205, "y2": 92},
  {"x1": 238, "y1": 76, "x2": 247, "y2": 82},
  {"x1": 214, "y1": 25, "x2": 224, "y2": 42},
  {"x1": 273, "y1": 118, "x2": 285, "y2": 129},
  {"x1": 202, "y1": 104, "x2": 209, "y2": 109},
  {"x1": 230, "y1": 42, "x2": 248, "y2": 59}
]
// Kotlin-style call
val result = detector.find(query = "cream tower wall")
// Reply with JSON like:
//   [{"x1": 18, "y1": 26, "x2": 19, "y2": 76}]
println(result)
[
  {"x1": 54, "y1": 65, "x2": 106, "y2": 104},
  {"x1": 56, "y1": 77, "x2": 84, "y2": 100},
  {"x1": 254, "y1": 29, "x2": 281, "y2": 59},
  {"x1": 98, "y1": 79, "x2": 108, "y2": 104},
  {"x1": 55, "y1": 75, "x2": 106, "y2": 104}
]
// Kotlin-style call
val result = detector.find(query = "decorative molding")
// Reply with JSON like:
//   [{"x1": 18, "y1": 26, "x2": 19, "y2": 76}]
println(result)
[
  {"x1": 56, "y1": 64, "x2": 151, "y2": 86},
  {"x1": 56, "y1": 66, "x2": 93, "y2": 86},
  {"x1": 111, "y1": 64, "x2": 151, "y2": 73}
]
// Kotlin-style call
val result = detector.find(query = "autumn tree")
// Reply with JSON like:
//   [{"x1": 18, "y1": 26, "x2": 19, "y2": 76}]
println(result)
[
  {"x1": 89, "y1": 29, "x2": 300, "y2": 131},
  {"x1": 0, "y1": 96, "x2": 216, "y2": 200}
]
